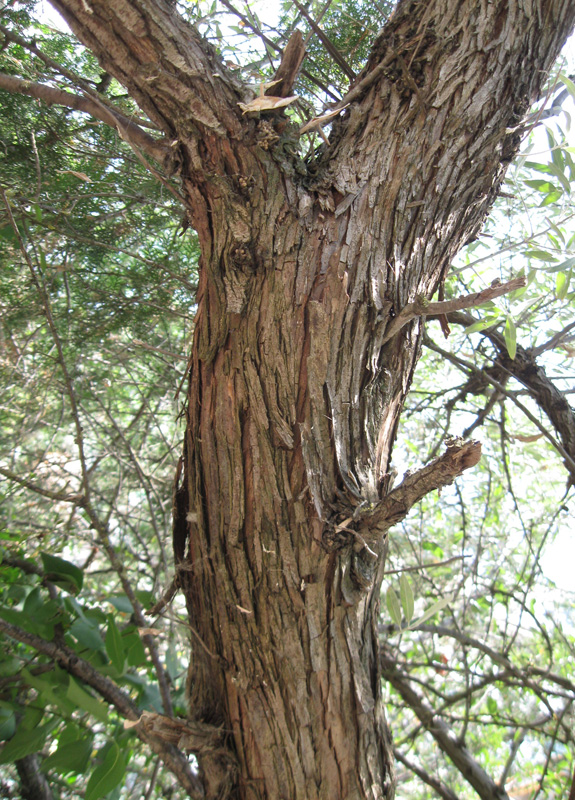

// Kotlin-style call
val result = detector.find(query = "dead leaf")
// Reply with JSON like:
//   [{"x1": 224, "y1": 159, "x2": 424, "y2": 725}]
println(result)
[
  {"x1": 60, "y1": 169, "x2": 92, "y2": 182},
  {"x1": 511, "y1": 433, "x2": 544, "y2": 443},
  {"x1": 138, "y1": 627, "x2": 162, "y2": 637},
  {"x1": 238, "y1": 95, "x2": 298, "y2": 114},
  {"x1": 299, "y1": 104, "x2": 349, "y2": 134}
]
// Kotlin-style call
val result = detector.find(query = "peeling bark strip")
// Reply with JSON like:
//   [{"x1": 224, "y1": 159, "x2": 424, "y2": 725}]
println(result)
[{"x1": 44, "y1": 0, "x2": 575, "y2": 797}]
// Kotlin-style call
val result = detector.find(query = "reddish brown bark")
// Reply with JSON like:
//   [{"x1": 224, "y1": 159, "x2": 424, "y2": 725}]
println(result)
[{"x1": 42, "y1": 0, "x2": 575, "y2": 797}]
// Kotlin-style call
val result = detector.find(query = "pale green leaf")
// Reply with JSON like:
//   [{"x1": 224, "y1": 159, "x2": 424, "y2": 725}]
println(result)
[
  {"x1": 386, "y1": 586, "x2": 402, "y2": 627},
  {"x1": 399, "y1": 574, "x2": 414, "y2": 625},
  {"x1": 505, "y1": 316, "x2": 517, "y2": 360}
]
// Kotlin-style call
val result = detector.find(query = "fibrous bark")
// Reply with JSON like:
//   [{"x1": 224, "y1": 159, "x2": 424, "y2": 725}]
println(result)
[{"x1": 42, "y1": 0, "x2": 575, "y2": 797}]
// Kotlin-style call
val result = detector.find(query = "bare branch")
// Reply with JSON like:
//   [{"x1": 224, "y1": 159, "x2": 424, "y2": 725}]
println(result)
[
  {"x1": 381, "y1": 648, "x2": 511, "y2": 800},
  {"x1": 291, "y1": 0, "x2": 356, "y2": 81},
  {"x1": 426, "y1": 326, "x2": 575, "y2": 484},
  {"x1": 383, "y1": 276, "x2": 526, "y2": 346},
  {"x1": 394, "y1": 748, "x2": 461, "y2": 800},
  {"x1": 0, "y1": 21, "x2": 156, "y2": 129},
  {"x1": 0, "y1": 465, "x2": 83, "y2": 504},
  {"x1": 360, "y1": 440, "x2": 481, "y2": 539}
]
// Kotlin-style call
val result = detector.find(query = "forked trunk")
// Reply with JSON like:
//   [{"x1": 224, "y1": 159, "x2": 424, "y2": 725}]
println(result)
[{"x1": 43, "y1": 0, "x2": 575, "y2": 796}]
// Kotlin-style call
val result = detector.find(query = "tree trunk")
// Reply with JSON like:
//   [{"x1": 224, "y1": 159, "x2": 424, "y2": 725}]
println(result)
[{"x1": 46, "y1": 0, "x2": 575, "y2": 797}]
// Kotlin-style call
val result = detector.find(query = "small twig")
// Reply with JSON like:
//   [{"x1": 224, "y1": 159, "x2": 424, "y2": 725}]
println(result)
[
  {"x1": 148, "y1": 576, "x2": 179, "y2": 616},
  {"x1": 384, "y1": 554, "x2": 470, "y2": 575},
  {"x1": 0, "y1": 465, "x2": 83, "y2": 504},
  {"x1": 532, "y1": 319, "x2": 575, "y2": 356},
  {"x1": 291, "y1": 0, "x2": 356, "y2": 81},
  {"x1": 382, "y1": 276, "x2": 526, "y2": 345},
  {"x1": 394, "y1": 748, "x2": 461, "y2": 800}
]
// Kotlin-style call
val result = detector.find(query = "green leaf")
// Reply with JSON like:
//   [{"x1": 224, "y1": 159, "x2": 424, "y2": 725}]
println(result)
[
  {"x1": 108, "y1": 594, "x2": 133, "y2": 614},
  {"x1": 85, "y1": 742, "x2": 126, "y2": 800},
  {"x1": 559, "y1": 72, "x2": 575, "y2": 102},
  {"x1": 505, "y1": 316, "x2": 517, "y2": 360},
  {"x1": 405, "y1": 597, "x2": 451, "y2": 631},
  {"x1": 40, "y1": 553, "x2": 83, "y2": 595},
  {"x1": 464, "y1": 315, "x2": 501, "y2": 334},
  {"x1": 123, "y1": 629, "x2": 147, "y2": 667},
  {"x1": 544, "y1": 256, "x2": 575, "y2": 273},
  {"x1": 22, "y1": 668, "x2": 76, "y2": 716},
  {"x1": 486, "y1": 696, "x2": 498, "y2": 716},
  {"x1": 386, "y1": 586, "x2": 403, "y2": 627},
  {"x1": 399, "y1": 574, "x2": 414, "y2": 625},
  {"x1": 556, "y1": 271, "x2": 570, "y2": 299},
  {"x1": 41, "y1": 735, "x2": 93, "y2": 776},
  {"x1": 105, "y1": 615, "x2": 125, "y2": 674},
  {"x1": 69, "y1": 618, "x2": 105, "y2": 651},
  {"x1": 67, "y1": 677, "x2": 108, "y2": 723},
  {"x1": 0, "y1": 721, "x2": 56, "y2": 764},
  {"x1": 524, "y1": 249, "x2": 559, "y2": 262},
  {"x1": 0, "y1": 709, "x2": 16, "y2": 741},
  {"x1": 523, "y1": 178, "x2": 558, "y2": 193}
]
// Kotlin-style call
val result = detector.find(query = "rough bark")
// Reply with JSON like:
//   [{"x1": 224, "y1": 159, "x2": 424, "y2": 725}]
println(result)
[{"x1": 44, "y1": 0, "x2": 575, "y2": 797}]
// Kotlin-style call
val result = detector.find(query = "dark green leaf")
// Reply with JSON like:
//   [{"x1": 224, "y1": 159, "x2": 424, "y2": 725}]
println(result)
[
  {"x1": 105, "y1": 615, "x2": 125, "y2": 674},
  {"x1": 85, "y1": 742, "x2": 126, "y2": 800},
  {"x1": 40, "y1": 553, "x2": 84, "y2": 594}
]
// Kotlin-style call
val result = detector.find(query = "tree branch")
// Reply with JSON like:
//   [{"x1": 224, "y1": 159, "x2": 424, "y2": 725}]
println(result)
[
  {"x1": 428, "y1": 318, "x2": 575, "y2": 484},
  {"x1": 0, "y1": 465, "x2": 82, "y2": 504},
  {"x1": 382, "y1": 276, "x2": 526, "y2": 346},
  {"x1": 0, "y1": 72, "x2": 167, "y2": 163},
  {"x1": 15, "y1": 753, "x2": 54, "y2": 800},
  {"x1": 394, "y1": 748, "x2": 461, "y2": 800},
  {"x1": 0, "y1": 616, "x2": 205, "y2": 798},
  {"x1": 360, "y1": 440, "x2": 481, "y2": 539},
  {"x1": 381, "y1": 648, "x2": 511, "y2": 800}
]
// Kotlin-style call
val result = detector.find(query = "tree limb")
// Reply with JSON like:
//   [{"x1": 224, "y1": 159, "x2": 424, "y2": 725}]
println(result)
[
  {"x1": 430, "y1": 314, "x2": 575, "y2": 484},
  {"x1": 0, "y1": 72, "x2": 167, "y2": 163},
  {"x1": 360, "y1": 440, "x2": 481, "y2": 539},
  {"x1": 49, "y1": 0, "x2": 244, "y2": 139},
  {"x1": 382, "y1": 276, "x2": 526, "y2": 346}
]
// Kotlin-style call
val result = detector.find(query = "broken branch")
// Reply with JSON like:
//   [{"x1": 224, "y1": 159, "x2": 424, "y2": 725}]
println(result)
[
  {"x1": 360, "y1": 439, "x2": 482, "y2": 539},
  {"x1": 382, "y1": 275, "x2": 526, "y2": 345}
]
